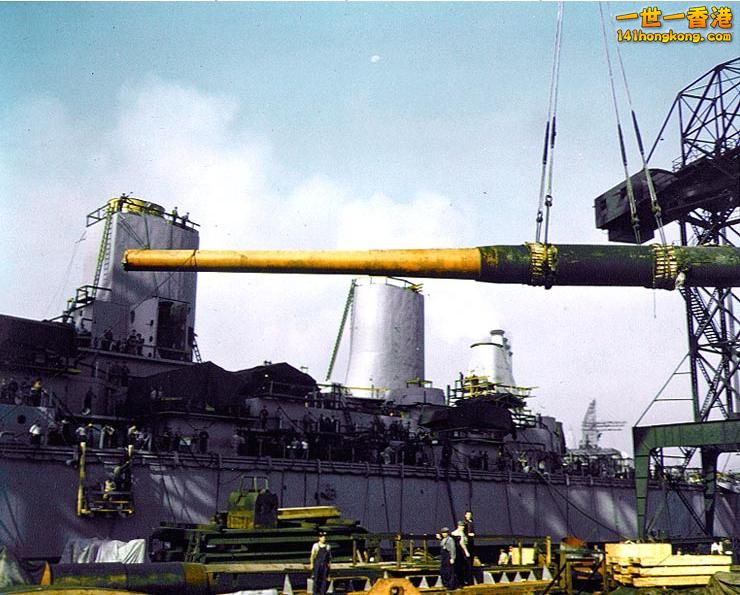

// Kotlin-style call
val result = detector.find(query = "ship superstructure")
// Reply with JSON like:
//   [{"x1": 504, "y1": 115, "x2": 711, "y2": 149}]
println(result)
[{"x1": 66, "y1": 195, "x2": 199, "y2": 364}]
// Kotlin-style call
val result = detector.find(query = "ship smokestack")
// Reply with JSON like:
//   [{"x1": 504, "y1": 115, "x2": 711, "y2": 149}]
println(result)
[
  {"x1": 344, "y1": 278, "x2": 424, "y2": 396},
  {"x1": 467, "y1": 329, "x2": 516, "y2": 387}
]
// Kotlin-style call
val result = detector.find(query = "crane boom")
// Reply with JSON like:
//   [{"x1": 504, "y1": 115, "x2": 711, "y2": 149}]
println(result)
[{"x1": 123, "y1": 243, "x2": 740, "y2": 289}]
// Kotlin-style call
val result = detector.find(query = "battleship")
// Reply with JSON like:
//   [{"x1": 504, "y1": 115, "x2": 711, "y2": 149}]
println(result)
[
  {"x1": 0, "y1": 192, "x2": 737, "y2": 566},
  {"x1": 1, "y1": 58, "x2": 739, "y2": 576}
]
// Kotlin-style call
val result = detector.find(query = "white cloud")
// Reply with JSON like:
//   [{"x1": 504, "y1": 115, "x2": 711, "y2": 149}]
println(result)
[
  {"x1": 337, "y1": 191, "x2": 469, "y2": 249},
  {"x1": 103, "y1": 77, "x2": 270, "y2": 244}
]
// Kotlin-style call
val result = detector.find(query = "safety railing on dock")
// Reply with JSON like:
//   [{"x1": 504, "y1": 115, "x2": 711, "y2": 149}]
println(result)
[{"x1": 349, "y1": 532, "x2": 552, "y2": 570}]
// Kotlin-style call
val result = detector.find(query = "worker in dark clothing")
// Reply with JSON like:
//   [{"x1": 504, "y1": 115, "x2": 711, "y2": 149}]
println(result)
[
  {"x1": 310, "y1": 531, "x2": 331, "y2": 595},
  {"x1": 439, "y1": 526, "x2": 457, "y2": 590},
  {"x1": 463, "y1": 510, "x2": 476, "y2": 579},
  {"x1": 463, "y1": 511, "x2": 475, "y2": 551},
  {"x1": 452, "y1": 520, "x2": 472, "y2": 586},
  {"x1": 198, "y1": 430, "x2": 209, "y2": 453},
  {"x1": 82, "y1": 387, "x2": 94, "y2": 415}
]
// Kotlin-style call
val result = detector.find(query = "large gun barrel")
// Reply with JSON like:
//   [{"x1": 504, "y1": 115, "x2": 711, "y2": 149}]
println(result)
[
  {"x1": 42, "y1": 562, "x2": 212, "y2": 595},
  {"x1": 123, "y1": 243, "x2": 740, "y2": 289},
  {"x1": 41, "y1": 561, "x2": 312, "y2": 595}
]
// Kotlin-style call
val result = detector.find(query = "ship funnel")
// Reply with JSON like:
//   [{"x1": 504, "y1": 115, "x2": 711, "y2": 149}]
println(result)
[
  {"x1": 344, "y1": 278, "x2": 425, "y2": 396},
  {"x1": 467, "y1": 329, "x2": 516, "y2": 387}
]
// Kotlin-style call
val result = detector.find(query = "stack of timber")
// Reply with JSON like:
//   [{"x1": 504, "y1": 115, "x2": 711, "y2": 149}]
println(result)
[{"x1": 606, "y1": 542, "x2": 732, "y2": 588}]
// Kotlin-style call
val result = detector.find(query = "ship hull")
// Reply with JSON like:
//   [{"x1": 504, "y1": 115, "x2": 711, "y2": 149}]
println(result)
[{"x1": 1, "y1": 445, "x2": 736, "y2": 560}]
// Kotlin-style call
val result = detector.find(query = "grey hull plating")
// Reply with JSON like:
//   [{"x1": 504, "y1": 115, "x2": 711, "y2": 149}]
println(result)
[{"x1": 1, "y1": 444, "x2": 736, "y2": 559}]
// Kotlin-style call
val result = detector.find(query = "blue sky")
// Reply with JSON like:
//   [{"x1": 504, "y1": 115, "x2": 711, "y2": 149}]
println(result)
[{"x1": 1, "y1": 2, "x2": 737, "y2": 455}]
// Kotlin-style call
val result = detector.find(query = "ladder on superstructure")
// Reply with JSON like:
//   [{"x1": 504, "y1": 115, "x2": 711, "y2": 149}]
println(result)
[
  {"x1": 192, "y1": 334, "x2": 203, "y2": 363},
  {"x1": 90, "y1": 203, "x2": 115, "y2": 298},
  {"x1": 325, "y1": 279, "x2": 356, "y2": 382}
]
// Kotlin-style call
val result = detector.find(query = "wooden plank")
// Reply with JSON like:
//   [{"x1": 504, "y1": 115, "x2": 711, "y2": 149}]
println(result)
[
  {"x1": 510, "y1": 548, "x2": 535, "y2": 565},
  {"x1": 605, "y1": 543, "x2": 671, "y2": 560},
  {"x1": 632, "y1": 575, "x2": 711, "y2": 587},
  {"x1": 278, "y1": 506, "x2": 341, "y2": 520},
  {"x1": 613, "y1": 575, "x2": 634, "y2": 585},
  {"x1": 611, "y1": 567, "x2": 635, "y2": 585},
  {"x1": 632, "y1": 554, "x2": 732, "y2": 567},
  {"x1": 628, "y1": 565, "x2": 730, "y2": 577}
]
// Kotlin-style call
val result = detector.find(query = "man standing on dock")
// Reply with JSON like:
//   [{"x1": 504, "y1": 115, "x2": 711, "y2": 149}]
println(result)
[
  {"x1": 310, "y1": 531, "x2": 332, "y2": 595},
  {"x1": 463, "y1": 510, "x2": 476, "y2": 582},
  {"x1": 439, "y1": 527, "x2": 456, "y2": 590},
  {"x1": 451, "y1": 520, "x2": 472, "y2": 586}
]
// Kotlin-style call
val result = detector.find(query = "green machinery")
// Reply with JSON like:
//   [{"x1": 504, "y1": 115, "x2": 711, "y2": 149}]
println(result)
[{"x1": 149, "y1": 478, "x2": 367, "y2": 564}]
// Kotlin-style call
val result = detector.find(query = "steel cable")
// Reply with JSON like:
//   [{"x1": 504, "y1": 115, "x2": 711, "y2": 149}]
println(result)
[
  {"x1": 609, "y1": 4, "x2": 667, "y2": 245},
  {"x1": 599, "y1": 2, "x2": 641, "y2": 244},
  {"x1": 535, "y1": 1, "x2": 564, "y2": 245}
]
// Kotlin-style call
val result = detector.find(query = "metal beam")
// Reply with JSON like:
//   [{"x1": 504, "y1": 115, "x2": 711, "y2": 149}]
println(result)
[{"x1": 632, "y1": 419, "x2": 740, "y2": 539}]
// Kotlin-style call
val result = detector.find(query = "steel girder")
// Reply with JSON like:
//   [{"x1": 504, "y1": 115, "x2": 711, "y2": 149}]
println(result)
[
  {"x1": 634, "y1": 58, "x2": 740, "y2": 539},
  {"x1": 633, "y1": 420, "x2": 740, "y2": 539}
]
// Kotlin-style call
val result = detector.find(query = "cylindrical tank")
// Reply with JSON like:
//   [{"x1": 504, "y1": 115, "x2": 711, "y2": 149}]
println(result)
[
  {"x1": 344, "y1": 278, "x2": 424, "y2": 394},
  {"x1": 467, "y1": 329, "x2": 516, "y2": 386}
]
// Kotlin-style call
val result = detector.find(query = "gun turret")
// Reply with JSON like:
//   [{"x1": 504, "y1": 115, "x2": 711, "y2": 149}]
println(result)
[{"x1": 123, "y1": 243, "x2": 740, "y2": 289}]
